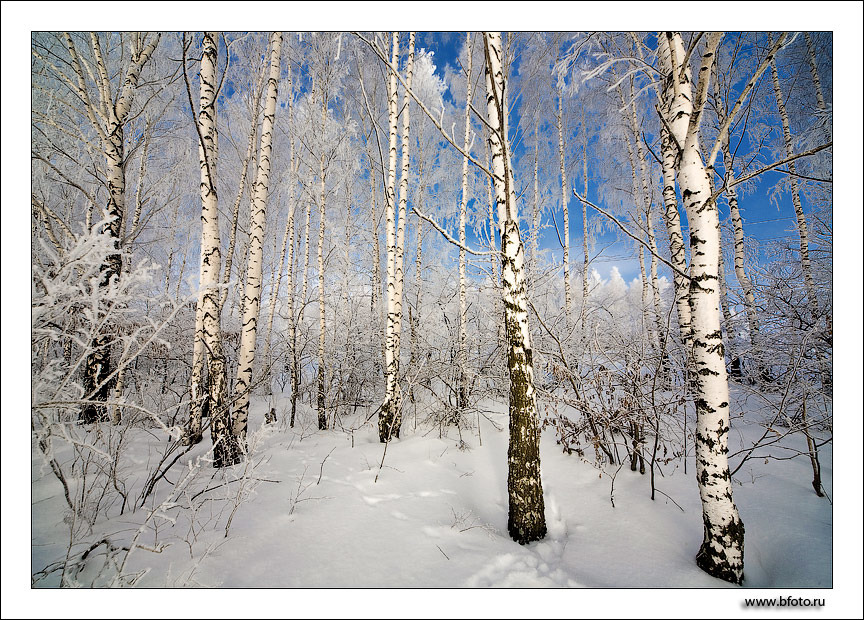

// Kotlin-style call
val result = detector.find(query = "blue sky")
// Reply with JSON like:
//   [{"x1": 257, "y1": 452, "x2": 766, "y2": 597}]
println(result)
[{"x1": 410, "y1": 31, "x2": 829, "y2": 286}]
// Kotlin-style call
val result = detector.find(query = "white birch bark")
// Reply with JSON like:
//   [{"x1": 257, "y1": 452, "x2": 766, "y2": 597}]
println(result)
[
  {"x1": 410, "y1": 123, "x2": 426, "y2": 402},
  {"x1": 622, "y1": 123, "x2": 656, "y2": 353},
  {"x1": 263, "y1": 62, "x2": 296, "y2": 365},
  {"x1": 233, "y1": 32, "x2": 281, "y2": 444},
  {"x1": 293, "y1": 186, "x2": 313, "y2": 421},
  {"x1": 193, "y1": 32, "x2": 235, "y2": 467},
  {"x1": 581, "y1": 106, "x2": 590, "y2": 334},
  {"x1": 370, "y1": 164, "x2": 385, "y2": 373},
  {"x1": 803, "y1": 33, "x2": 827, "y2": 115},
  {"x1": 64, "y1": 32, "x2": 160, "y2": 423},
  {"x1": 484, "y1": 31, "x2": 546, "y2": 544},
  {"x1": 458, "y1": 31, "x2": 474, "y2": 414},
  {"x1": 632, "y1": 33, "x2": 693, "y2": 372},
  {"x1": 768, "y1": 36, "x2": 831, "y2": 390},
  {"x1": 721, "y1": 134, "x2": 761, "y2": 375},
  {"x1": 531, "y1": 118, "x2": 540, "y2": 291},
  {"x1": 627, "y1": 84, "x2": 663, "y2": 343},
  {"x1": 646, "y1": 208, "x2": 664, "y2": 346},
  {"x1": 486, "y1": 126, "x2": 503, "y2": 352},
  {"x1": 316, "y1": 85, "x2": 329, "y2": 429},
  {"x1": 380, "y1": 33, "x2": 401, "y2": 442},
  {"x1": 221, "y1": 64, "x2": 267, "y2": 311},
  {"x1": 802, "y1": 33, "x2": 832, "y2": 340},
  {"x1": 659, "y1": 31, "x2": 744, "y2": 583},
  {"x1": 659, "y1": 124, "x2": 693, "y2": 362},
  {"x1": 556, "y1": 90, "x2": 572, "y2": 327},
  {"x1": 380, "y1": 32, "x2": 415, "y2": 441}
]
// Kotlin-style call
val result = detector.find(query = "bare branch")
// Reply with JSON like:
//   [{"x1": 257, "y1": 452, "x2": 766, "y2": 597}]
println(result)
[{"x1": 573, "y1": 190, "x2": 691, "y2": 282}]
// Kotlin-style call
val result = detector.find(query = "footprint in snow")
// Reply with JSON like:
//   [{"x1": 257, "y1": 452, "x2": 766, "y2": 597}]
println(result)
[{"x1": 362, "y1": 493, "x2": 401, "y2": 505}]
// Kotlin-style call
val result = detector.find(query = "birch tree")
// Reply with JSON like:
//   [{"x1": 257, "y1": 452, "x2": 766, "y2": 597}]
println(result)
[
  {"x1": 713, "y1": 70, "x2": 764, "y2": 380},
  {"x1": 263, "y1": 61, "x2": 297, "y2": 380},
  {"x1": 658, "y1": 31, "x2": 745, "y2": 583},
  {"x1": 233, "y1": 32, "x2": 282, "y2": 445},
  {"x1": 190, "y1": 32, "x2": 237, "y2": 466},
  {"x1": 220, "y1": 62, "x2": 267, "y2": 312},
  {"x1": 484, "y1": 31, "x2": 546, "y2": 544},
  {"x1": 457, "y1": 32, "x2": 475, "y2": 415},
  {"x1": 315, "y1": 85, "x2": 330, "y2": 430},
  {"x1": 767, "y1": 33, "x2": 831, "y2": 391},
  {"x1": 380, "y1": 32, "x2": 416, "y2": 442},
  {"x1": 655, "y1": 30, "x2": 791, "y2": 583},
  {"x1": 34, "y1": 32, "x2": 161, "y2": 423},
  {"x1": 556, "y1": 80, "x2": 573, "y2": 328}
]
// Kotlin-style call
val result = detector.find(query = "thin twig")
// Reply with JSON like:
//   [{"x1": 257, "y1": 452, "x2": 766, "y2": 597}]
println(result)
[
  {"x1": 573, "y1": 190, "x2": 691, "y2": 282},
  {"x1": 317, "y1": 447, "x2": 335, "y2": 485}
]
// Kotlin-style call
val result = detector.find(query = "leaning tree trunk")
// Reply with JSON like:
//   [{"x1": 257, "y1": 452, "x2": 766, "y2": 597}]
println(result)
[
  {"x1": 659, "y1": 31, "x2": 744, "y2": 584},
  {"x1": 484, "y1": 31, "x2": 546, "y2": 545},
  {"x1": 233, "y1": 32, "x2": 281, "y2": 446}
]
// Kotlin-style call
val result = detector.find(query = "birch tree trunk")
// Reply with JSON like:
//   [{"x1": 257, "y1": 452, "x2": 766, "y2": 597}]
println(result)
[
  {"x1": 293, "y1": 189, "x2": 313, "y2": 424},
  {"x1": 484, "y1": 31, "x2": 546, "y2": 545},
  {"x1": 626, "y1": 80, "x2": 664, "y2": 352},
  {"x1": 802, "y1": 30, "x2": 833, "y2": 361},
  {"x1": 370, "y1": 163, "x2": 385, "y2": 375},
  {"x1": 65, "y1": 31, "x2": 160, "y2": 423},
  {"x1": 264, "y1": 62, "x2": 296, "y2": 366},
  {"x1": 717, "y1": 252, "x2": 741, "y2": 378},
  {"x1": 193, "y1": 32, "x2": 236, "y2": 467},
  {"x1": 721, "y1": 134, "x2": 762, "y2": 378},
  {"x1": 556, "y1": 89, "x2": 573, "y2": 327},
  {"x1": 486, "y1": 126, "x2": 504, "y2": 355},
  {"x1": 233, "y1": 32, "x2": 281, "y2": 445},
  {"x1": 317, "y1": 82, "x2": 329, "y2": 430},
  {"x1": 190, "y1": 40, "x2": 264, "y2": 444},
  {"x1": 581, "y1": 106, "x2": 590, "y2": 335},
  {"x1": 659, "y1": 31, "x2": 744, "y2": 583},
  {"x1": 768, "y1": 36, "x2": 831, "y2": 391},
  {"x1": 622, "y1": 123, "x2": 657, "y2": 354},
  {"x1": 221, "y1": 63, "x2": 266, "y2": 311},
  {"x1": 531, "y1": 118, "x2": 540, "y2": 292},
  {"x1": 659, "y1": 124, "x2": 693, "y2": 378},
  {"x1": 380, "y1": 33, "x2": 401, "y2": 442},
  {"x1": 380, "y1": 32, "x2": 415, "y2": 442},
  {"x1": 457, "y1": 31, "x2": 474, "y2": 415},
  {"x1": 803, "y1": 33, "x2": 828, "y2": 121},
  {"x1": 410, "y1": 122, "x2": 426, "y2": 403}
]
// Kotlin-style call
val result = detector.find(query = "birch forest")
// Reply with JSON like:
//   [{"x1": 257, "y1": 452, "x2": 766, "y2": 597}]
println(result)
[{"x1": 21, "y1": 25, "x2": 855, "y2": 609}]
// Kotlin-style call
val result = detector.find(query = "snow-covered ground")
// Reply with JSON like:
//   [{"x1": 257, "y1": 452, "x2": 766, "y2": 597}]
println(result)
[{"x1": 18, "y1": 387, "x2": 859, "y2": 616}]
